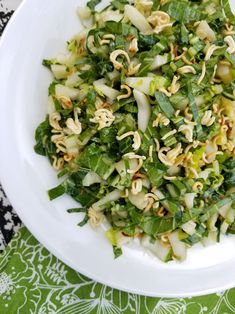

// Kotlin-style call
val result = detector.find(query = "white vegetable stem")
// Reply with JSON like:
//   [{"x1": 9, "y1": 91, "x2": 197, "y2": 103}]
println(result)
[
  {"x1": 128, "y1": 191, "x2": 148, "y2": 209},
  {"x1": 141, "y1": 235, "x2": 171, "y2": 262},
  {"x1": 181, "y1": 220, "x2": 196, "y2": 236},
  {"x1": 82, "y1": 171, "x2": 103, "y2": 186},
  {"x1": 133, "y1": 89, "x2": 151, "y2": 132},
  {"x1": 65, "y1": 71, "x2": 82, "y2": 87},
  {"x1": 101, "y1": 10, "x2": 123, "y2": 23},
  {"x1": 218, "y1": 201, "x2": 232, "y2": 218},
  {"x1": 208, "y1": 213, "x2": 218, "y2": 231},
  {"x1": 124, "y1": 5, "x2": 152, "y2": 34},
  {"x1": 64, "y1": 135, "x2": 79, "y2": 156},
  {"x1": 47, "y1": 96, "x2": 56, "y2": 115},
  {"x1": 92, "y1": 189, "x2": 122, "y2": 211},
  {"x1": 153, "y1": 189, "x2": 169, "y2": 210},
  {"x1": 150, "y1": 54, "x2": 170, "y2": 71},
  {"x1": 168, "y1": 231, "x2": 187, "y2": 261},
  {"x1": 201, "y1": 231, "x2": 217, "y2": 247},
  {"x1": 126, "y1": 77, "x2": 154, "y2": 95},
  {"x1": 221, "y1": 208, "x2": 235, "y2": 234},
  {"x1": 196, "y1": 21, "x2": 216, "y2": 42},
  {"x1": 55, "y1": 84, "x2": 80, "y2": 100},
  {"x1": 51, "y1": 65, "x2": 68, "y2": 80},
  {"x1": 77, "y1": 6, "x2": 93, "y2": 28},
  {"x1": 184, "y1": 193, "x2": 196, "y2": 209},
  {"x1": 56, "y1": 52, "x2": 76, "y2": 67},
  {"x1": 93, "y1": 79, "x2": 120, "y2": 102},
  {"x1": 115, "y1": 159, "x2": 138, "y2": 177}
]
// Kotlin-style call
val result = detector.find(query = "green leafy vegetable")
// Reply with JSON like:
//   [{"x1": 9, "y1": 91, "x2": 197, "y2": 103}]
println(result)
[
  {"x1": 113, "y1": 246, "x2": 123, "y2": 258},
  {"x1": 221, "y1": 0, "x2": 235, "y2": 22},
  {"x1": 162, "y1": 1, "x2": 203, "y2": 24},
  {"x1": 141, "y1": 216, "x2": 175, "y2": 237},
  {"x1": 87, "y1": 0, "x2": 102, "y2": 11},
  {"x1": 76, "y1": 143, "x2": 116, "y2": 180},
  {"x1": 155, "y1": 92, "x2": 175, "y2": 118},
  {"x1": 49, "y1": 170, "x2": 99, "y2": 207},
  {"x1": 34, "y1": 118, "x2": 56, "y2": 162}
]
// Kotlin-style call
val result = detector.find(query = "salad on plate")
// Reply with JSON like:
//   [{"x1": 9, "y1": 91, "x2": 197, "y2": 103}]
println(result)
[{"x1": 35, "y1": 0, "x2": 235, "y2": 262}]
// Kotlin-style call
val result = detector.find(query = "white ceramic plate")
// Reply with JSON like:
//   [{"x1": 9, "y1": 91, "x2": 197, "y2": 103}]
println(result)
[{"x1": 1, "y1": 0, "x2": 235, "y2": 297}]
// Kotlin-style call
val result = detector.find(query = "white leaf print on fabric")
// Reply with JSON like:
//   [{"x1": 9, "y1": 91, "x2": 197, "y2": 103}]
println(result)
[
  {"x1": 0, "y1": 189, "x2": 11, "y2": 208},
  {"x1": 151, "y1": 299, "x2": 187, "y2": 314},
  {"x1": 45, "y1": 263, "x2": 68, "y2": 285},
  {"x1": 0, "y1": 272, "x2": 13, "y2": 295}
]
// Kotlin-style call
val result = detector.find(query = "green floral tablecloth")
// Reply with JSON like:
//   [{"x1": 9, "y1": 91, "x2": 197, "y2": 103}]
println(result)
[{"x1": 0, "y1": 227, "x2": 234, "y2": 314}]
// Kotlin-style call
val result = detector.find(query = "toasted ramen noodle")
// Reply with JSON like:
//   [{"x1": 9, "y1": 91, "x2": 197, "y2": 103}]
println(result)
[
  {"x1": 88, "y1": 207, "x2": 104, "y2": 228},
  {"x1": 90, "y1": 109, "x2": 115, "y2": 130}
]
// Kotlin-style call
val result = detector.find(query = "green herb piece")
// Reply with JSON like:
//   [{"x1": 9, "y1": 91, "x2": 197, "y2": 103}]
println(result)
[
  {"x1": 113, "y1": 246, "x2": 123, "y2": 259},
  {"x1": 155, "y1": 92, "x2": 175, "y2": 118}
]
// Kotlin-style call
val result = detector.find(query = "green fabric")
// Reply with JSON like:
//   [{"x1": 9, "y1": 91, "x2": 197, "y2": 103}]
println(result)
[{"x1": 0, "y1": 227, "x2": 235, "y2": 313}]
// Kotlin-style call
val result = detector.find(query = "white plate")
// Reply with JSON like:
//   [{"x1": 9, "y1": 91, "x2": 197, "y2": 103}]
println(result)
[{"x1": 1, "y1": 0, "x2": 235, "y2": 297}]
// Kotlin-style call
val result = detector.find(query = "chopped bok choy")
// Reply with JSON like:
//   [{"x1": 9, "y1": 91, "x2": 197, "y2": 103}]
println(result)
[{"x1": 35, "y1": 0, "x2": 235, "y2": 262}]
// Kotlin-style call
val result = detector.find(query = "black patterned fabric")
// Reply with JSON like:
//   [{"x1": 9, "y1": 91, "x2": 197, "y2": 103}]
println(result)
[
  {"x1": 0, "y1": 0, "x2": 22, "y2": 251},
  {"x1": 0, "y1": 186, "x2": 21, "y2": 251},
  {"x1": 0, "y1": 8, "x2": 13, "y2": 36}
]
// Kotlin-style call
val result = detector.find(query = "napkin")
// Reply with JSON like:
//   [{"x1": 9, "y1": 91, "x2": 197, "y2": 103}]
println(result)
[{"x1": 0, "y1": 226, "x2": 234, "y2": 314}]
